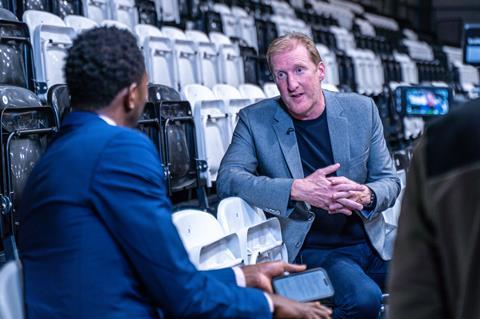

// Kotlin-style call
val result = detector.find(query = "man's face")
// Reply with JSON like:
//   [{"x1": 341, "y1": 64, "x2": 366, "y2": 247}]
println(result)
[
  {"x1": 270, "y1": 44, "x2": 325, "y2": 120},
  {"x1": 127, "y1": 72, "x2": 148, "y2": 127}
]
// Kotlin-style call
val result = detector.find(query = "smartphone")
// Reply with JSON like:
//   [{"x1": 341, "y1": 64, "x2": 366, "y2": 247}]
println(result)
[{"x1": 272, "y1": 268, "x2": 334, "y2": 303}]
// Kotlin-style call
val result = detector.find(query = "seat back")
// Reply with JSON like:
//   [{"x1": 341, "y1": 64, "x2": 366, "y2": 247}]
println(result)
[
  {"x1": 217, "y1": 197, "x2": 266, "y2": 234},
  {"x1": 136, "y1": 0, "x2": 157, "y2": 26},
  {"x1": 263, "y1": 82, "x2": 280, "y2": 98},
  {"x1": 156, "y1": 0, "x2": 179, "y2": 24},
  {"x1": 0, "y1": 261, "x2": 24, "y2": 319},
  {"x1": 209, "y1": 32, "x2": 244, "y2": 87},
  {"x1": 83, "y1": 0, "x2": 110, "y2": 23},
  {"x1": 172, "y1": 209, "x2": 225, "y2": 250},
  {"x1": 173, "y1": 209, "x2": 242, "y2": 270},
  {"x1": 64, "y1": 15, "x2": 98, "y2": 34},
  {"x1": 181, "y1": 84, "x2": 228, "y2": 185},
  {"x1": 212, "y1": 84, "x2": 250, "y2": 137},
  {"x1": 0, "y1": 10, "x2": 34, "y2": 91},
  {"x1": 135, "y1": 24, "x2": 176, "y2": 87},
  {"x1": 23, "y1": 10, "x2": 75, "y2": 95},
  {"x1": 239, "y1": 84, "x2": 266, "y2": 103},
  {"x1": 232, "y1": 6, "x2": 257, "y2": 50},
  {"x1": 185, "y1": 30, "x2": 221, "y2": 88},
  {"x1": 162, "y1": 26, "x2": 200, "y2": 91},
  {"x1": 212, "y1": 3, "x2": 236, "y2": 38},
  {"x1": 51, "y1": 0, "x2": 83, "y2": 18},
  {"x1": 110, "y1": 0, "x2": 137, "y2": 30},
  {"x1": 0, "y1": 85, "x2": 58, "y2": 227}
]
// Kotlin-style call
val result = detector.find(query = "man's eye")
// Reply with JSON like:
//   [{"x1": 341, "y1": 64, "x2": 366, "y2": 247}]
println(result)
[
  {"x1": 277, "y1": 72, "x2": 286, "y2": 79},
  {"x1": 295, "y1": 67, "x2": 304, "y2": 74}
]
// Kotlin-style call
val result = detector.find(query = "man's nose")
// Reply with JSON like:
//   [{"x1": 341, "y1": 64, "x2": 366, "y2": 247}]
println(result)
[{"x1": 287, "y1": 75, "x2": 299, "y2": 91}]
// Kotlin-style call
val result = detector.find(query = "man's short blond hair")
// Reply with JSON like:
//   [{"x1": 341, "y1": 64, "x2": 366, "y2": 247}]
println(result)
[{"x1": 266, "y1": 32, "x2": 322, "y2": 70}]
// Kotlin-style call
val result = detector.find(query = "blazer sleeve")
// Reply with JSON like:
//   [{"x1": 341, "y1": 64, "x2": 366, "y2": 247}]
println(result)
[
  {"x1": 217, "y1": 109, "x2": 294, "y2": 217},
  {"x1": 364, "y1": 98, "x2": 401, "y2": 219},
  {"x1": 89, "y1": 130, "x2": 271, "y2": 319}
]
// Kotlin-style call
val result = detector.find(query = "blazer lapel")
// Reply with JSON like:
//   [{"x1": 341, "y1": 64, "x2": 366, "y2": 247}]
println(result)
[
  {"x1": 324, "y1": 90, "x2": 350, "y2": 177},
  {"x1": 272, "y1": 104, "x2": 304, "y2": 179}
]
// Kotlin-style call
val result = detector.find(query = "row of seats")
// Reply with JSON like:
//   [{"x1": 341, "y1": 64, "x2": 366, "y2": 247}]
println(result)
[{"x1": 173, "y1": 197, "x2": 288, "y2": 270}]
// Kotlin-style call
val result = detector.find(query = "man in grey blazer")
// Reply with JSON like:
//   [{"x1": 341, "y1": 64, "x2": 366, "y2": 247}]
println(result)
[{"x1": 217, "y1": 33, "x2": 400, "y2": 318}]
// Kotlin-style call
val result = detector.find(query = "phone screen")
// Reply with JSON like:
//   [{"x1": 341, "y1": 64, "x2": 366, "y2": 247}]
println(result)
[{"x1": 273, "y1": 268, "x2": 334, "y2": 302}]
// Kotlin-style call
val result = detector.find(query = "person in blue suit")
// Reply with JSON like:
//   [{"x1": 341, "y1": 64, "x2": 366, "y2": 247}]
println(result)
[{"x1": 18, "y1": 27, "x2": 332, "y2": 319}]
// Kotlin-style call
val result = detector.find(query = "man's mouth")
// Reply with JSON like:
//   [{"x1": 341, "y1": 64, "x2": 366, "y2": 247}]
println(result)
[{"x1": 290, "y1": 93, "x2": 304, "y2": 98}]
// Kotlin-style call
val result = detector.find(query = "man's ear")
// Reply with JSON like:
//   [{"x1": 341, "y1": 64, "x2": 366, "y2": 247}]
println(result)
[
  {"x1": 125, "y1": 82, "x2": 138, "y2": 112},
  {"x1": 317, "y1": 61, "x2": 325, "y2": 82}
]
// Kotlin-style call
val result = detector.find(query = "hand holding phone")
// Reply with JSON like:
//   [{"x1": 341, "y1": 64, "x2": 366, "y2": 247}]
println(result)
[{"x1": 272, "y1": 267, "x2": 334, "y2": 303}]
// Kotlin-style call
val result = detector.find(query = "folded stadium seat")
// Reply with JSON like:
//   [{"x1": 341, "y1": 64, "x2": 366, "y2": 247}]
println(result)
[
  {"x1": 312, "y1": 25, "x2": 337, "y2": 50},
  {"x1": 310, "y1": 1, "x2": 354, "y2": 30},
  {"x1": 254, "y1": 17, "x2": 277, "y2": 56},
  {"x1": 237, "y1": 44, "x2": 262, "y2": 86},
  {"x1": 50, "y1": 0, "x2": 83, "y2": 18},
  {"x1": 178, "y1": 0, "x2": 200, "y2": 22},
  {"x1": 209, "y1": 32, "x2": 245, "y2": 88},
  {"x1": 100, "y1": 19, "x2": 130, "y2": 30},
  {"x1": 270, "y1": 0, "x2": 296, "y2": 18},
  {"x1": 15, "y1": 0, "x2": 49, "y2": 20},
  {"x1": 345, "y1": 48, "x2": 369, "y2": 95},
  {"x1": 381, "y1": 167, "x2": 407, "y2": 231},
  {"x1": 316, "y1": 44, "x2": 340, "y2": 88},
  {"x1": 162, "y1": 26, "x2": 201, "y2": 91},
  {"x1": 47, "y1": 84, "x2": 70, "y2": 123},
  {"x1": 65, "y1": 15, "x2": 98, "y2": 36},
  {"x1": 238, "y1": 83, "x2": 266, "y2": 104},
  {"x1": 335, "y1": 50, "x2": 356, "y2": 92},
  {"x1": 0, "y1": 9, "x2": 35, "y2": 91},
  {"x1": 263, "y1": 82, "x2": 279, "y2": 98},
  {"x1": 185, "y1": 30, "x2": 221, "y2": 88},
  {"x1": 364, "y1": 12, "x2": 399, "y2": 33},
  {"x1": 0, "y1": 85, "x2": 59, "y2": 239},
  {"x1": 330, "y1": 26, "x2": 355, "y2": 52},
  {"x1": 155, "y1": 0, "x2": 180, "y2": 25},
  {"x1": 196, "y1": 6, "x2": 222, "y2": 34},
  {"x1": 83, "y1": 0, "x2": 110, "y2": 23},
  {"x1": 137, "y1": 84, "x2": 209, "y2": 208},
  {"x1": 212, "y1": 3, "x2": 236, "y2": 38},
  {"x1": 329, "y1": 0, "x2": 364, "y2": 15},
  {"x1": 288, "y1": 0, "x2": 304, "y2": 10},
  {"x1": 134, "y1": 24, "x2": 176, "y2": 87},
  {"x1": 109, "y1": 0, "x2": 138, "y2": 30},
  {"x1": 364, "y1": 50, "x2": 385, "y2": 95},
  {"x1": 136, "y1": 0, "x2": 157, "y2": 26},
  {"x1": 212, "y1": 84, "x2": 251, "y2": 139},
  {"x1": 270, "y1": 15, "x2": 292, "y2": 37},
  {"x1": 393, "y1": 52, "x2": 419, "y2": 84},
  {"x1": 181, "y1": 84, "x2": 229, "y2": 187},
  {"x1": 443, "y1": 46, "x2": 480, "y2": 98},
  {"x1": 23, "y1": 10, "x2": 75, "y2": 99},
  {"x1": 231, "y1": 6, "x2": 258, "y2": 51},
  {"x1": 172, "y1": 209, "x2": 243, "y2": 270},
  {"x1": 217, "y1": 197, "x2": 288, "y2": 265}
]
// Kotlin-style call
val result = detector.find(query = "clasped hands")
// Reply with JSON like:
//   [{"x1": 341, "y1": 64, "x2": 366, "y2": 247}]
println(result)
[{"x1": 291, "y1": 163, "x2": 371, "y2": 215}]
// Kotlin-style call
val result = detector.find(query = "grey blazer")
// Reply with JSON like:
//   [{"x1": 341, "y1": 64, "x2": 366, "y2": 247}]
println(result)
[{"x1": 217, "y1": 90, "x2": 401, "y2": 261}]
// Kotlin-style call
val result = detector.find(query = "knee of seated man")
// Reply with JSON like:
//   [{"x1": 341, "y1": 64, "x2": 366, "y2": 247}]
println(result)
[{"x1": 347, "y1": 284, "x2": 383, "y2": 318}]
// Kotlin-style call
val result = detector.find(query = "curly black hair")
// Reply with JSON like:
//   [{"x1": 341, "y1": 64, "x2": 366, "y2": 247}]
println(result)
[{"x1": 64, "y1": 26, "x2": 146, "y2": 110}]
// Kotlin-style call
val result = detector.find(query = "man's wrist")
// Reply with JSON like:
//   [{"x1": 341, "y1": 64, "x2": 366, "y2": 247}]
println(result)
[{"x1": 363, "y1": 186, "x2": 376, "y2": 211}]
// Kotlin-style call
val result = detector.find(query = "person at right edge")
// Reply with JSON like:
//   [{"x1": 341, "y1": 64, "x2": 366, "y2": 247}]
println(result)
[{"x1": 389, "y1": 98, "x2": 480, "y2": 319}]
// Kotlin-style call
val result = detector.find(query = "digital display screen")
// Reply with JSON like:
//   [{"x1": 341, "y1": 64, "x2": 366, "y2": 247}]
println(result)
[
  {"x1": 463, "y1": 23, "x2": 480, "y2": 66},
  {"x1": 395, "y1": 86, "x2": 450, "y2": 117}
]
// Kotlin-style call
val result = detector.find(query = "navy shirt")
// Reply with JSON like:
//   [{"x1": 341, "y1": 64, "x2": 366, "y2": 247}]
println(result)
[{"x1": 292, "y1": 108, "x2": 367, "y2": 249}]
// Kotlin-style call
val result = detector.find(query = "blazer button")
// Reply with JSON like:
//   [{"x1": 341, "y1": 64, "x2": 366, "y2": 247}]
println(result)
[{"x1": 295, "y1": 242, "x2": 301, "y2": 248}]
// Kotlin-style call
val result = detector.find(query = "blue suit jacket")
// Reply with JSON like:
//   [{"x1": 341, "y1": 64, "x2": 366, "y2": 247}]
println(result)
[{"x1": 18, "y1": 111, "x2": 270, "y2": 319}]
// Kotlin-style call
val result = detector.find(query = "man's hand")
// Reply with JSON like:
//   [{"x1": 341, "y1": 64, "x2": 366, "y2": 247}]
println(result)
[
  {"x1": 329, "y1": 176, "x2": 371, "y2": 212},
  {"x1": 242, "y1": 261, "x2": 306, "y2": 293},
  {"x1": 269, "y1": 294, "x2": 332, "y2": 319},
  {"x1": 290, "y1": 164, "x2": 341, "y2": 210}
]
